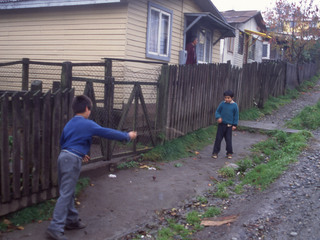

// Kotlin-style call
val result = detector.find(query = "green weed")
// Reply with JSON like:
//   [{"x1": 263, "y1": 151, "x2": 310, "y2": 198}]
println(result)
[
  {"x1": 141, "y1": 126, "x2": 216, "y2": 162},
  {"x1": 202, "y1": 207, "x2": 221, "y2": 218},
  {"x1": 237, "y1": 158, "x2": 253, "y2": 173},
  {"x1": 286, "y1": 101, "x2": 320, "y2": 130},
  {"x1": 218, "y1": 167, "x2": 236, "y2": 178},
  {"x1": 196, "y1": 196, "x2": 208, "y2": 204},
  {"x1": 214, "y1": 180, "x2": 233, "y2": 199},
  {"x1": 117, "y1": 161, "x2": 139, "y2": 169}
]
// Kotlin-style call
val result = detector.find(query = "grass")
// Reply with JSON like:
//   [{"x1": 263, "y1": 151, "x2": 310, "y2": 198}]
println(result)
[
  {"x1": 240, "y1": 73, "x2": 319, "y2": 121},
  {"x1": 0, "y1": 177, "x2": 90, "y2": 232},
  {"x1": 286, "y1": 100, "x2": 320, "y2": 130},
  {"x1": 233, "y1": 130, "x2": 310, "y2": 191},
  {"x1": 156, "y1": 206, "x2": 221, "y2": 240},
  {"x1": 140, "y1": 126, "x2": 216, "y2": 162}
]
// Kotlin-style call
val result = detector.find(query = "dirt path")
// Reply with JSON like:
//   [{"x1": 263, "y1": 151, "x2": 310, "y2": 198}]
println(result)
[{"x1": 1, "y1": 78, "x2": 320, "y2": 240}]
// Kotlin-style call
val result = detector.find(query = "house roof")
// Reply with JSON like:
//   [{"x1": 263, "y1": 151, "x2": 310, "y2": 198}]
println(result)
[
  {"x1": 185, "y1": 12, "x2": 235, "y2": 37},
  {"x1": 0, "y1": 0, "x2": 121, "y2": 9},
  {"x1": 222, "y1": 10, "x2": 267, "y2": 32},
  {"x1": 0, "y1": 0, "x2": 226, "y2": 23}
]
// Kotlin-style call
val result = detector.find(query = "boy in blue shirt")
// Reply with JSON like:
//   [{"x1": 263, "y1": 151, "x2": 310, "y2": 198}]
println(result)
[
  {"x1": 47, "y1": 95, "x2": 137, "y2": 240},
  {"x1": 212, "y1": 90, "x2": 239, "y2": 159}
]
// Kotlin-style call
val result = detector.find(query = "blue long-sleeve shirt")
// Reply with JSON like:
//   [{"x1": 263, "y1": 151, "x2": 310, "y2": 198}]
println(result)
[
  {"x1": 60, "y1": 115, "x2": 130, "y2": 156},
  {"x1": 215, "y1": 101, "x2": 239, "y2": 126}
]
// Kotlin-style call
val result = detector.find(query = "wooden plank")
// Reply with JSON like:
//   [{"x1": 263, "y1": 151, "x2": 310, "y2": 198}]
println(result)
[
  {"x1": 137, "y1": 85, "x2": 155, "y2": 146},
  {"x1": 0, "y1": 94, "x2": 10, "y2": 203},
  {"x1": 12, "y1": 93, "x2": 22, "y2": 199},
  {"x1": 68, "y1": 88, "x2": 75, "y2": 119},
  {"x1": 51, "y1": 91, "x2": 61, "y2": 186},
  {"x1": 41, "y1": 91, "x2": 52, "y2": 190},
  {"x1": 31, "y1": 92, "x2": 41, "y2": 193},
  {"x1": 22, "y1": 92, "x2": 31, "y2": 196}
]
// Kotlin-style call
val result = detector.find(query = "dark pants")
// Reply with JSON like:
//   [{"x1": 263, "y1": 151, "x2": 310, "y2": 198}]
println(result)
[{"x1": 212, "y1": 123, "x2": 233, "y2": 155}]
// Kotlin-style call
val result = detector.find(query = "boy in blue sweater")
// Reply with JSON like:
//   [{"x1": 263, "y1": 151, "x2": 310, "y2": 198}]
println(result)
[
  {"x1": 47, "y1": 95, "x2": 137, "y2": 240},
  {"x1": 212, "y1": 90, "x2": 239, "y2": 159}
]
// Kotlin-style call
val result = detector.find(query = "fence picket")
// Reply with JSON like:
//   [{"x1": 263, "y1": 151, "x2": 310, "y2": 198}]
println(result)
[
  {"x1": 22, "y1": 92, "x2": 31, "y2": 196},
  {"x1": 31, "y1": 92, "x2": 41, "y2": 193},
  {"x1": 0, "y1": 93, "x2": 10, "y2": 203},
  {"x1": 51, "y1": 91, "x2": 61, "y2": 187},
  {"x1": 12, "y1": 93, "x2": 22, "y2": 199},
  {"x1": 41, "y1": 91, "x2": 52, "y2": 190}
]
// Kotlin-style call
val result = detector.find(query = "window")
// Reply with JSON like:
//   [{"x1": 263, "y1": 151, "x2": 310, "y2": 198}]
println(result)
[
  {"x1": 146, "y1": 2, "x2": 173, "y2": 61},
  {"x1": 238, "y1": 31, "x2": 244, "y2": 55},
  {"x1": 197, "y1": 28, "x2": 212, "y2": 63},
  {"x1": 227, "y1": 37, "x2": 234, "y2": 53},
  {"x1": 248, "y1": 38, "x2": 256, "y2": 60},
  {"x1": 262, "y1": 44, "x2": 268, "y2": 58}
]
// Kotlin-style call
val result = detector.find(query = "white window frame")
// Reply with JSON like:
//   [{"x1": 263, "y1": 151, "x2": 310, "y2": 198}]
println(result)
[
  {"x1": 262, "y1": 43, "x2": 270, "y2": 59},
  {"x1": 227, "y1": 37, "x2": 234, "y2": 53},
  {"x1": 146, "y1": 2, "x2": 173, "y2": 61},
  {"x1": 197, "y1": 28, "x2": 212, "y2": 64}
]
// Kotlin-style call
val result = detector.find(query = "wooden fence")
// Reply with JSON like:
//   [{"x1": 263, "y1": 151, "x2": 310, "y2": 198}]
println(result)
[
  {"x1": 0, "y1": 59, "x2": 318, "y2": 216},
  {"x1": 161, "y1": 61, "x2": 317, "y2": 140},
  {"x1": 0, "y1": 89, "x2": 74, "y2": 216}
]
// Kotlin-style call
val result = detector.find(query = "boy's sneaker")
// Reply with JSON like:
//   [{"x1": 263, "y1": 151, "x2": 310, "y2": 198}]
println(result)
[
  {"x1": 212, "y1": 154, "x2": 218, "y2": 159},
  {"x1": 227, "y1": 154, "x2": 232, "y2": 159},
  {"x1": 65, "y1": 220, "x2": 86, "y2": 230},
  {"x1": 46, "y1": 229, "x2": 68, "y2": 240}
]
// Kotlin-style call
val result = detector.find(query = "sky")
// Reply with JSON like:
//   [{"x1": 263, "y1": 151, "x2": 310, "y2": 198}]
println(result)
[{"x1": 212, "y1": 0, "x2": 320, "y2": 12}]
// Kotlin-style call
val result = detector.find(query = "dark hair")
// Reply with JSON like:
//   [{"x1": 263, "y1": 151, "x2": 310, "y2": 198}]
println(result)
[
  {"x1": 223, "y1": 90, "x2": 234, "y2": 98},
  {"x1": 72, "y1": 95, "x2": 92, "y2": 114},
  {"x1": 191, "y1": 35, "x2": 197, "y2": 42}
]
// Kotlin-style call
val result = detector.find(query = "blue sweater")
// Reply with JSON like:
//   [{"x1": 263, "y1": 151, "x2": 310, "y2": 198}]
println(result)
[
  {"x1": 60, "y1": 116, "x2": 130, "y2": 155},
  {"x1": 215, "y1": 101, "x2": 239, "y2": 126}
]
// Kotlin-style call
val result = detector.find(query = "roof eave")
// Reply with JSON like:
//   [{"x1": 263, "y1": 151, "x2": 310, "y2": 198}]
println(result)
[
  {"x1": 0, "y1": 0, "x2": 122, "y2": 10},
  {"x1": 185, "y1": 12, "x2": 235, "y2": 38}
]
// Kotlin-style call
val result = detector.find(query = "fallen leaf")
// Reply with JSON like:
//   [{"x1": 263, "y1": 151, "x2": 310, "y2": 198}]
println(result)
[
  {"x1": 201, "y1": 215, "x2": 238, "y2": 226},
  {"x1": 140, "y1": 165, "x2": 150, "y2": 169},
  {"x1": 17, "y1": 226, "x2": 24, "y2": 230},
  {"x1": 209, "y1": 176, "x2": 218, "y2": 182}
]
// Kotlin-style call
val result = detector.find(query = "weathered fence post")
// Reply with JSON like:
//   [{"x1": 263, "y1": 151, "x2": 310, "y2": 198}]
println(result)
[
  {"x1": 22, "y1": 58, "x2": 29, "y2": 91},
  {"x1": 30, "y1": 80, "x2": 43, "y2": 93},
  {"x1": 156, "y1": 65, "x2": 170, "y2": 143},
  {"x1": 61, "y1": 61, "x2": 72, "y2": 90},
  {"x1": 0, "y1": 94, "x2": 10, "y2": 203},
  {"x1": 102, "y1": 58, "x2": 114, "y2": 160}
]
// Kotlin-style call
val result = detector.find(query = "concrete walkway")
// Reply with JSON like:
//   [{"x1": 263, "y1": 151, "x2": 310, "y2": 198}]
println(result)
[{"x1": 238, "y1": 120, "x2": 301, "y2": 133}]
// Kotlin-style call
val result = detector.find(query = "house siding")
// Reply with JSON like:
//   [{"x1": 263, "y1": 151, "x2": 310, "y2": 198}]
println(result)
[
  {"x1": 221, "y1": 18, "x2": 264, "y2": 67},
  {"x1": 126, "y1": 0, "x2": 220, "y2": 65},
  {"x1": 0, "y1": 4, "x2": 129, "y2": 62},
  {"x1": 0, "y1": 0, "x2": 222, "y2": 65}
]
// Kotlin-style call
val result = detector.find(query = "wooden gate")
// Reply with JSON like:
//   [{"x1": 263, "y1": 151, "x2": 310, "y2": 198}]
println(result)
[{"x1": 70, "y1": 59, "x2": 165, "y2": 162}]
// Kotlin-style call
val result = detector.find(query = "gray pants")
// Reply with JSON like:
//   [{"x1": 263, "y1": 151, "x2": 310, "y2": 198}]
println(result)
[{"x1": 47, "y1": 150, "x2": 82, "y2": 233}]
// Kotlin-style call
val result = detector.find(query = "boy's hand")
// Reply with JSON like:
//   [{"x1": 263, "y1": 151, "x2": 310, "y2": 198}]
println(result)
[
  {"x1": 128, "y1": 131, "x2": 137, "y2": 140},
  {"x1": 82, "y1": 155, "x2": 90, "y2": 163},
  {"x1": 232, "y1": 126, "x2": 237, "y2": 131},
  {"x1": 217, "y1": 118, "x2": 222, "y2": 123}
]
